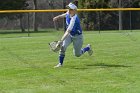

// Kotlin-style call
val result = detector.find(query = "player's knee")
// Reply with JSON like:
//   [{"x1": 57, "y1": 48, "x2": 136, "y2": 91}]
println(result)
[
  {"x1": 73, "y1": 50, "x2": 82, "y2": 57},
  {"x1": 75, "y1": 55, "x2": 81, "y2": 57},
  {"x1": 74, "y1": 53, "x2": 81, "y2": 57},
  {"x1": 59, "y1": 46, "x2": 66, "y2": 55}
]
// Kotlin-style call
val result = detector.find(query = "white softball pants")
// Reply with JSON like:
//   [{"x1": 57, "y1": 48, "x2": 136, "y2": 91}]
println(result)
[{"x1": 59, "y1": 34, "x2": 83, "y2": 57}]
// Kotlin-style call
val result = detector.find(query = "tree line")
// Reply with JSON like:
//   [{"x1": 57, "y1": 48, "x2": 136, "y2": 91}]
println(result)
[
  {"x1": 78, "y1": 0, "x2": 140, "y2": 30},
  {"x1": 0, "y1": 0, "x2": 140, "y2": 32}
]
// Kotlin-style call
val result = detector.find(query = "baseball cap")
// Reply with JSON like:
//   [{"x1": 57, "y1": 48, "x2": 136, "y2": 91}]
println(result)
[{"x1": 66, "y1": 3, "x2": 77, "y2": 10}]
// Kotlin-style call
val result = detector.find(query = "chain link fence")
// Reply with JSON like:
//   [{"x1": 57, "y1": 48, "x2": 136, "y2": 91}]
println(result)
[{"x1": 0, "y1": 0, "x2": 140, "y2": 33}]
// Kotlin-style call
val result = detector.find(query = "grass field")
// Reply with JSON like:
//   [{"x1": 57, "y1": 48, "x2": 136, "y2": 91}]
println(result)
[{"x1": 0, "y1": 30, "x2": 140, "y2": 93}]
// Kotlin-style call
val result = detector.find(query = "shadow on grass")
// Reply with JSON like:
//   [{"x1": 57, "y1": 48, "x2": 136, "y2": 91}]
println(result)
[
  {"x1": 70, "y1": 63, "x2": 131, "y2": 70},
  {"x1": 70, "y1": 66, "x2": 88, "y2": 70},
  {"x1": 86, "y1": 63, "x2": 132, "y2": 68}
]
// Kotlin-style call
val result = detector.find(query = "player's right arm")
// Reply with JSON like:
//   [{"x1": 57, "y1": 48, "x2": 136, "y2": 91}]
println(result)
[{"x1": 53, "y1": 13, "x2": 66, "y2": 21}]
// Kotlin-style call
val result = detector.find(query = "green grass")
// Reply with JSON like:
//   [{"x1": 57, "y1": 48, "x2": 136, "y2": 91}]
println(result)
[{"x1": 0, "y1": 31, "x2": 140, "y2": 93}]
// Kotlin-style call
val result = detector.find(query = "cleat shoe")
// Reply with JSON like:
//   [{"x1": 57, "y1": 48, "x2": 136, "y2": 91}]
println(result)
[
  {"x1": 87, "y1": 44, "x2": 93, "y2": 56},
  {"x1": 54, "y1": 63, "x2": 62, "y2": 68}
]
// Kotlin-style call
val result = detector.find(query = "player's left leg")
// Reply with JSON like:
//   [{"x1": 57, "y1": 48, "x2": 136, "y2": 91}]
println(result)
[
  {"x1": 72, "y1": 34, "x2": 83, "y2": 57},
  {"x1": 73, "y1": 34, "x2": 93, "y2": 57}
]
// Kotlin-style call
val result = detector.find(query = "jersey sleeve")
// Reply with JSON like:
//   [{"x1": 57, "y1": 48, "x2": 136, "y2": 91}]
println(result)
[
  {"x1": 67, "y1": 15, "x2": 76, "y2": 31},
  {"x1": 60, "y1": 11, "x2": 69, "y2": 18}
]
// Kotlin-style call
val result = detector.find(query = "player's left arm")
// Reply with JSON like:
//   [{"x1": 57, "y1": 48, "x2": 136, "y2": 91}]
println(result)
[
  {"x1": 56, "y1": 16, "x2": 76, "y2": 47},
  {"x1": 61, "y1": 16, "x2": 76, "y2": 41}
]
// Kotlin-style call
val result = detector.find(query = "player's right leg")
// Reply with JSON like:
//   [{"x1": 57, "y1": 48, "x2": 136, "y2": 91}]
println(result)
[{"x1": 54, "y1": 35, "x2": 72, "y2": 68}]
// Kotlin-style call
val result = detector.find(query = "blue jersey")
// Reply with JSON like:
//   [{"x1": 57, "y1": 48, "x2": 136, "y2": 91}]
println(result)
[{"x1": 65, "y1": 13, "x2": 82, "y2": 36}]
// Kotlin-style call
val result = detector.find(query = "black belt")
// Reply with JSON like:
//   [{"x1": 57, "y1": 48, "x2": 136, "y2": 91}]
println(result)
[{"x1": 70, "y1": 33, "x2": 82, "y2": 36}]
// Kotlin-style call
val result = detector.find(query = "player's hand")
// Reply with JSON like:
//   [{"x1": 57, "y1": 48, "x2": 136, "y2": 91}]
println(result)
[{"x1": 56, "y1": 40, "x2": 62, "y2": 48}]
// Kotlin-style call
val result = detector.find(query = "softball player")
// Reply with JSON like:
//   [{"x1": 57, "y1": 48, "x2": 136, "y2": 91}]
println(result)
[{"x1": 53, "y1": 3, "x2": 93, "y2": 68}]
